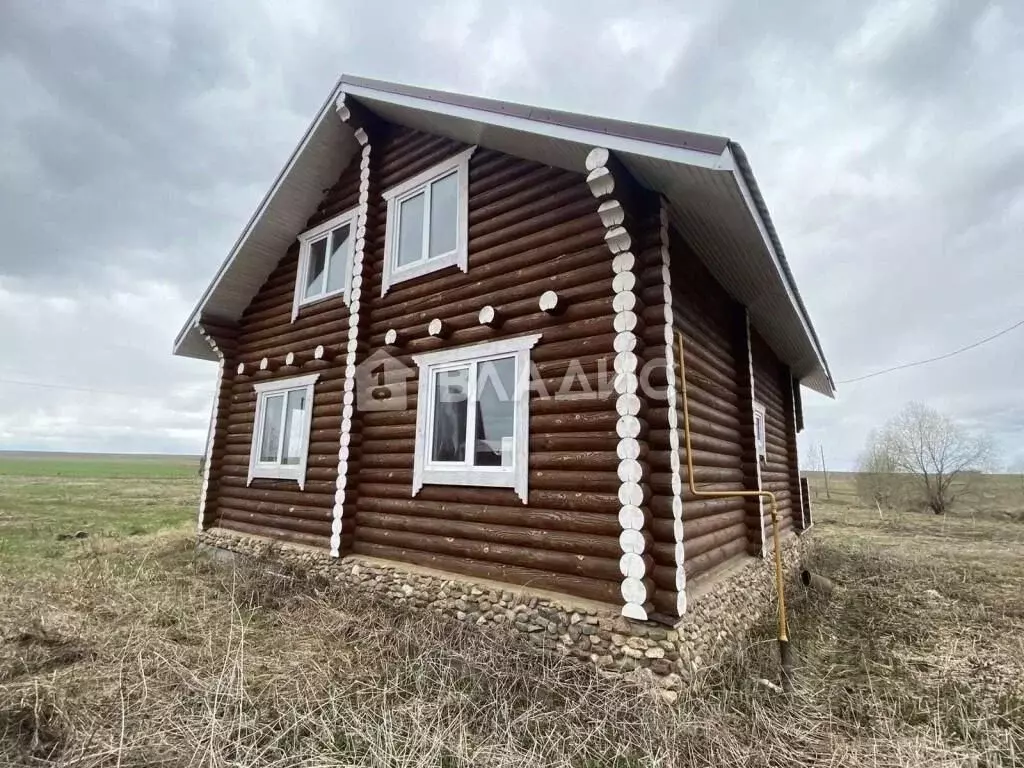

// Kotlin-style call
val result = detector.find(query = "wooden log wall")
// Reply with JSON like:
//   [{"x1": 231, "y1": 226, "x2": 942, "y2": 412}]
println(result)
[
  {"x1": 331, "y1": 99, "x2": 377, "y2": 557},
  {"x1": 736, "y1": 311, "x2": 766, "y2": 555},
  {"x1": 196, "y1": 318, "x2": 238, "y2": 532},
  {"x1": 350, "y1": 126, "x2": 628, "y2": 606},
  {"x1": 751, "y1": 331, "x2": 800, "y2": 535},
  {"x1": 637, "y1": 205, "x2": 686, "y2": 619},
  {"x1": 203, "y1": 155, "x2": 364, "y2": 549},
  {"x1": 665, "y1": 229, "x2": 753, "y2": 584}
]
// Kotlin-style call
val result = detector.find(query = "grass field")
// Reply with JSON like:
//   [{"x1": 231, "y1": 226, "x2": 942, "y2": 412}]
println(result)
[
  {"x1": 0, "y1": 452, "x2": 200, "y2": 570},
  {"x1": 0, "y1": 454, "x2": 1022, "y2": 766}
]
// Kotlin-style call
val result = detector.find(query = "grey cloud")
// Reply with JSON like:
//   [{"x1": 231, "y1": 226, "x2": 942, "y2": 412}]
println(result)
[{"x1": 0, "y1": 0, "x2": 1020, "y2": 474}]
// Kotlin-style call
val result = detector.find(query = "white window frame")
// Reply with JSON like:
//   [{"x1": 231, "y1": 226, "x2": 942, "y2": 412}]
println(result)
[
  {"x1": 381, "y1": 145, "x2": 476, "y2": 296},
  {"x1": 412, "y1": 333, "x2": 541, "y2": 503},
  {"x1": 291, "y1": 207, "x2": 358, "y2": 321},
  {"x1": 753, "y1": 401, "x2": 767, "y2": 461},
  {"x1": 247, "y1": 373, "x2": 320, "y2": 488}
]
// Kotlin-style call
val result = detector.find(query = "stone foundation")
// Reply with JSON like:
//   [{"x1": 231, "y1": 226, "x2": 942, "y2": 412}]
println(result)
[{"x1": 197, "y1": 528, "x2": 803, "y2": 700}]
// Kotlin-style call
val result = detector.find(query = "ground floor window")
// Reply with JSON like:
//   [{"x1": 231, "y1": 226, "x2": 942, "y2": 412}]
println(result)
[
  {"x1": 411, "y1": 334, "x2": 541, "y2": 503},
  {"x1": 247, "y1": 373, "x2": 320, "y2": 488}
]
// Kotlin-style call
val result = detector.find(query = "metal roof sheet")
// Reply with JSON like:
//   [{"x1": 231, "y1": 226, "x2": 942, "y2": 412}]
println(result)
[{"x1": 174, "y1": 75, "x2": 834, "y2": 396}]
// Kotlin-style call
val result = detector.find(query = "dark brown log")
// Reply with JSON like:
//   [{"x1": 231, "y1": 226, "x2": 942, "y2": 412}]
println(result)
[
  {"x1": 217, "y1": 519, "x2": 329, "y2": 549},
  {"x1": 355, "y1": 528, "x2": 621, "y2": 581},
  {"x1": 359, "y1": 483, "x2": 621, "y2": 514},
  {"x1": 355, "y1": 512, "x2": 621, "y2": 558},
  {"x1": 356, "y1": 496, "x2": 620, "y2": 536},
  {"x1": 351, "y1": 541, "x2": 621, "y2": 605},
  {"x1": 219, "y1": 508, "x2": 333, "y2": 537},
  {"x1": 683, "y1": 537, "x2": 747, "y2": 578}
]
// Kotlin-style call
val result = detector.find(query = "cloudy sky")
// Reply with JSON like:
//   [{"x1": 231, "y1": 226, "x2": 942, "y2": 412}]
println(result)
[{"x1": 1, "y1": 0, "x2": 1021, "y2": 469}]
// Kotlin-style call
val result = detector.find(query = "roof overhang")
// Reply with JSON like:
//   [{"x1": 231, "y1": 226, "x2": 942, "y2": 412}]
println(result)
[{"x1": 174, "y1": 75, "x2": 835, "y2": 397}]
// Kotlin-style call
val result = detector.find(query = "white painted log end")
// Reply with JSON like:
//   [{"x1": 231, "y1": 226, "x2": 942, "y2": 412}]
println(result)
[
  {"x1": 617, "y1": 479, "x2": 644, "y2": 506},
  {"x1": 314, "y1": 344, "x2": 326, "y2": 360},
  {"x1": 478, "y1": 305, "x2": 502, "y2": 328},
  {"x1": 676, "y1": 589, "x2": 687, "y2": 616},
  {"x1": 597, "y1": 198, "x2": 624, "y2": 228},
  {"x1": 585, "y1": 166, "x2": 615, "y2": 198},
  {"x1": 236, "y1": 363, "x2": 245, "y2": 375},
  {"x1": 613, "y1": 309, "x2": 638, "y2": 334},
  {"x1": 611, "y1": 251, "x2": 636, "y2": 275},
  {"x1": 618, "y1": 504, "x2": 645, "y2": 530},
  {"x1": 612, "y1": 291, "x2": 637, "y2": 314},
  {"x1": 616, "y1": 393, "x2": 642, "y2": 417},
  {"x1": 605, "y1": 226, "x2": 632, "y2": 254},
  {"x1": 613, "y1": 351, "x2": 638, "y2": 375},
  {"x1": 612, "y1": 270, "x2": 637, "y2": 295},
  {"x1": 616, "y1": 436, "x2": 641, "y2": 461},
  {"x1": 621, "y1": 602, "x2": 648, "y2": 621},
  {"x1": 617, "y1": 457, "x2": 643, "y2": 484},
  {"x1": 334, "y1": 94, "x2": 350, "y2": 122},
  {"x1": 384, "y1": 328, "x2": 399, "y2": 346},
  {"x1": 613, "y1": 371, "x2": 639, "y2": 395},
  {"x1": 619, "y1": 552, "x2": 646, "y2": 579},
  {"x1": 619, "y1": 529, "x2": 646, "y2": 555},
  {"x1": 615, "y1": 414, "x2": 642, "y2": 440},
  {"x1": 285, "y1": 352, "x2": 296, "y2": 366},
  {"x1": 538, "y1": 290, "x2": 564, "y2": 315},
  {"x1": 585, "y1": 146, "x2": 610, "y2": 171},
  {"x1": 427, "y1": 318, "x2": 449, "y2": 338},
  {"x1": 259, "y1": 357, "x2": 270, "y2": 371},
  {"x1": 613, "y1": 331, "x2": 637, "y2": 354},
  {"x1": 620, "y1": 575, "x2": 648, "y2": 602}
]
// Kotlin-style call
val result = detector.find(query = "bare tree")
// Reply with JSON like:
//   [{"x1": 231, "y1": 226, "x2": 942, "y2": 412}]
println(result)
[
  {"x1": 868, "y1": 402, "x2": 993, "y2": 515},
  {"x1": 856, "y1": 430, "x2": 901, "y2": 509}
]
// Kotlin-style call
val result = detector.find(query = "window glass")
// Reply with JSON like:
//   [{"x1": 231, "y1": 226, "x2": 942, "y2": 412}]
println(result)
[
  {"x1": 325, "y1": 225, "x2": 350, "y2": 294},
  {"x1": 431, "y1": 367, "x2": 468, "y2": 462},
  {"x1": 397, "y1": 192, "x2": 425, "y2": 267},
  {"x1": 259, "y1": 394, "x2": 285, "y2": 462},
  {"x1": 280, "y1": 389, "x2": 307, "y2": 466},
  {"x1": 428, "y1": 172, "x2": 458, "y2": 259},
  {"x1": 305, "y1": 238, "x2": 328, "y2": 298},
  {"x1": 473, "y1": 357, "x2": 516, "y2": 467}
]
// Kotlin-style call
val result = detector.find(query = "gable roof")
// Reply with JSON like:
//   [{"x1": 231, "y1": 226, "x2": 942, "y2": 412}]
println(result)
[{"x1": 174, "y1": 74, "x2": 835, "y2": 397}]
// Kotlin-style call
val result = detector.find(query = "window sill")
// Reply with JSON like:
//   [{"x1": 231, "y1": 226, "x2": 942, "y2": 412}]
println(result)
[
  {"x1": 415, "y1": 467, "x2": 524, "y2": 502},
  {"x1": 247, "y1": 467, "x2": 307, "y2": 489},
  {"x1": 382, "y1": 251, "x2": 465, "y2": 296}
]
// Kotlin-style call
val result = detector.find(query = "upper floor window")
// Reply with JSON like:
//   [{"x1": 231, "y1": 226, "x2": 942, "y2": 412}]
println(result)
[
  {"x1": 381, "y1": 146, "x2": 475, "y2": 296},
  {"x1": 753, "y1": 401, "x2": 767, "y2": 461},
  {"x1": 292, "y1": 208, "x2": 357, "y2": 321},
  {"x1": 247, "y1": 373, "x2": 320, "y2": 488},
  {"x1": 411, "y1": 333, "x2": 541, "y2": 503}
]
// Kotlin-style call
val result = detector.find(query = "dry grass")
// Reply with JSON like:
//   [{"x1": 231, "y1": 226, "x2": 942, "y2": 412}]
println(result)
[
  {"x1": 0, "y1": 508, "x2": 1022, "y2": 767},
  {"x1": 1, "y1": 458, "x2": 1023, "y2": 765}
]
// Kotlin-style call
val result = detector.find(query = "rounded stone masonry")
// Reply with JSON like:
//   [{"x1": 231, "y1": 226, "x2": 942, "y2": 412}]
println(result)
[{"x1": 196, "y1": 527, "x2": 806, "y2": 694}]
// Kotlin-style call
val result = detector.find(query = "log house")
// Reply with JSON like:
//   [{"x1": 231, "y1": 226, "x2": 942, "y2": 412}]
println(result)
[{"x1": 176, "y1": 76, "x2": 834, "y2": 626}]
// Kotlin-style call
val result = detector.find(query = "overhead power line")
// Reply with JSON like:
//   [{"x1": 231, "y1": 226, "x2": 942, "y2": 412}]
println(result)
[
  {"x1": 0, "y1": 377, "x2": 149, "y2": 397},
  {"x1": 839, "y1": 317, "x2": 1024, "y2": 384}
]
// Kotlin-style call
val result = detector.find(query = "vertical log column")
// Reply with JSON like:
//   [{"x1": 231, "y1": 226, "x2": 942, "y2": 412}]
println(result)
[
  {"x1": 585, "y1": 147, "x2": 654, "y2": 621},
  {"x1": 737, "y1": 310, "x2": 766, "y2": 555},
  {"x1": 331, "y1": 94, "x2": 374, "y2": 557},
  {"x1": 196, "y1": 319, "x2": 237, "y2": 532},
  {"x1": 656, "y1": 201, "x2": 688, "y2": 616},
  {"x1": 785, "y1": 374, "x2": 806, "y2": 532}
]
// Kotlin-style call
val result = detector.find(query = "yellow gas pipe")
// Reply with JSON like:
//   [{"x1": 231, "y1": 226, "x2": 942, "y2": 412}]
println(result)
[{"x1": 675, "y1": 331, "x2": 793, "y2": 690}]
